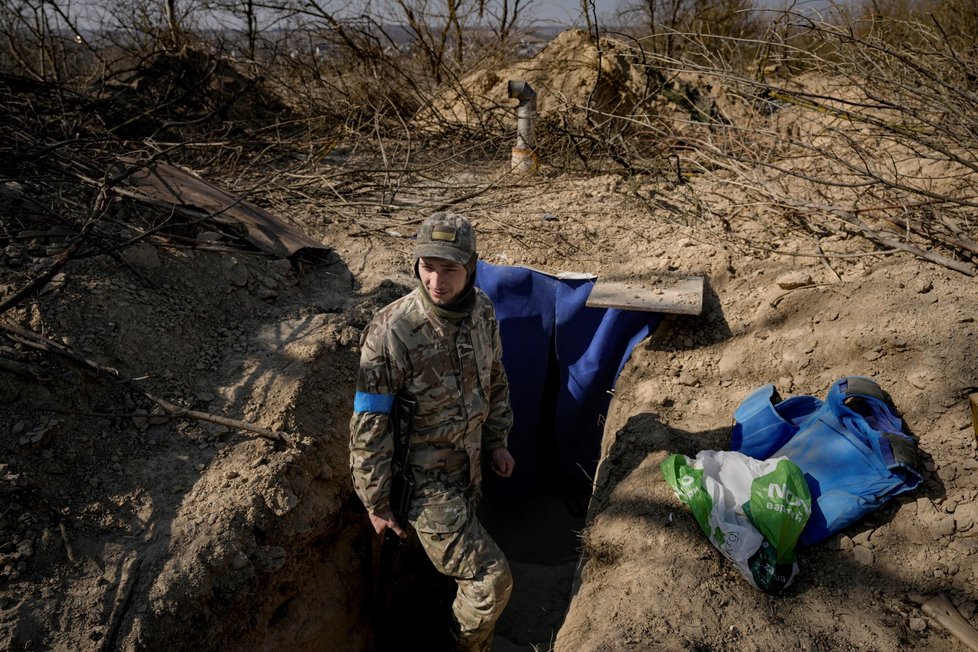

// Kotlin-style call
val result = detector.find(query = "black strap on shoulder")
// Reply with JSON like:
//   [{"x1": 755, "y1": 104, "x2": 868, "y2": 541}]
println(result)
[
  {"x1": 842, "y1": 376, "x2": 889, "y2": 404},
  {"x1": 879, "y1": 431, "x2": 923, "y2": 484}
]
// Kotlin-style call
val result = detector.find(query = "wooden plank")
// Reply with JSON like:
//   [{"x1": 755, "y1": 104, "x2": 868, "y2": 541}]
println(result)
[{"x1": 585, "y1": 273, "x2": 704, "y2": 315}]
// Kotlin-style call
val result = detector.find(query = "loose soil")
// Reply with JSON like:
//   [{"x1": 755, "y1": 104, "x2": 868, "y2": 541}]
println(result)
[{"x1": 2, "y1": 29, "x2": 977, "y2": 652}]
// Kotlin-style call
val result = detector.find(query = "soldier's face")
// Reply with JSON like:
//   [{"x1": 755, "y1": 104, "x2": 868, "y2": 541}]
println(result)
[{"x1": 418, "y1": 257, "x2": 468, "y2": 305}]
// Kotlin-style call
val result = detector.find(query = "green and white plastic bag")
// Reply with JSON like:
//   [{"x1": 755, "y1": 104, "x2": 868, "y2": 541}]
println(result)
[{"x1": 661, "y1": 450, "x2": 812, "y2": 594}]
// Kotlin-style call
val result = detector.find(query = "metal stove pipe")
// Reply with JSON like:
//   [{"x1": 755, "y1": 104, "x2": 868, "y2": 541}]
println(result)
[{"x1": 507, "y1": 80, "x2": 538, "y2": 173}]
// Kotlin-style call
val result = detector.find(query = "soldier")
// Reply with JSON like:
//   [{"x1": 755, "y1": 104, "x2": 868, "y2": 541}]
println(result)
[{"x1": 350, "y1": 212, "x2": 515, "y2": 651}]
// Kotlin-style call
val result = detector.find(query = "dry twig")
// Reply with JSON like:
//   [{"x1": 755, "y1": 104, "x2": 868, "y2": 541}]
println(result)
[{"x1": 0, "y1": 319, "x2": 293, "y2": 445}]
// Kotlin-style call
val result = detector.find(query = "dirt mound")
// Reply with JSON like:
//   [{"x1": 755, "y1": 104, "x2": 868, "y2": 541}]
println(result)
[
  {"x1": 419, "y1": 29, "x2": 724, "y2": 135},
  {"x1": 95, "y1": 46, "x2": 291, "y2": 139}
]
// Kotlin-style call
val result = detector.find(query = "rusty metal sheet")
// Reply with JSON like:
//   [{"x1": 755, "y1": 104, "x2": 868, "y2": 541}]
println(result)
[{"x1": 118, "y1": 158, "x2": 328, "y2": 258}]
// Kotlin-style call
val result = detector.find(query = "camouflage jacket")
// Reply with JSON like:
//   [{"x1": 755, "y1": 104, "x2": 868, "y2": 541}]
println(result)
[{"x1": 349, "y1": 286, "x2": 513, "y2": 516}]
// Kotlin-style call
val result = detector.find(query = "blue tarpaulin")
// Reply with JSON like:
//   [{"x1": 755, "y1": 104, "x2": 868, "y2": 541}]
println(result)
[{"x1": 476, "y1": 261, "x2": 664, "y2": 494}]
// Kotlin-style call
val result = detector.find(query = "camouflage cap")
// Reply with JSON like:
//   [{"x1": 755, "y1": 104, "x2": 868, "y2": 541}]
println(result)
[{"x1": 414, "y1": 212, "x2": 477, "y2": 267}]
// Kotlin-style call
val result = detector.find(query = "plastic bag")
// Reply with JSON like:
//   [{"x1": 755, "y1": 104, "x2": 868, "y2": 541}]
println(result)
[{"x1": 661, "y1": 450, "x2": 812, "y2": 594}]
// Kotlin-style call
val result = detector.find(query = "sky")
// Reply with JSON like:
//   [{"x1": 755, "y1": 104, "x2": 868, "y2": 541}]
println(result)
[
  {"x1": 56, "y1": 0, "x2": 842, "y2": 35},
  {"x1": 529, "y1": 0, "x2": 621, "y2": 24},
  {"x1": 520, "y1": 0, "x2": 837, "y2": 26}
]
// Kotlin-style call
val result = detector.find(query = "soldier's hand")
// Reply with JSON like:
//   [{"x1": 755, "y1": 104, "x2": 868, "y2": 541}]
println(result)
[
  {"x1": 490, "y1": 448, "x2": 515, "y2": 478},
  {"x1": 369, "y1": 509, "x2": 408, "y2": 539}
]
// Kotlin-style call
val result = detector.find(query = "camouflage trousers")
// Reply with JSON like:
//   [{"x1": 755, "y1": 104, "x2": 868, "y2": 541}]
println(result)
[{"x1": 411, "y1": 489, "x2": 512, "y2": 652}]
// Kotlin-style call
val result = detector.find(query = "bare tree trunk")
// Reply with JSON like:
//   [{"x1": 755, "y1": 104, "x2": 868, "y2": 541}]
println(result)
[
  {"x1": 164, "y1": 0, "x2": 179, "y2": 49},
  {"x1": 33, "y1": 2, "x2": 47, "y2": 79},
  {"x1": 497, "y1": 0, "x2": 513, "y2": 43},
  {"x1": 666, "y1": 0, "x2": 683, "y2": 58},
  {"x1": 582, "y1": 0, "x2": 595, "y2": 43},
  {"x1": 448, "y1": 0, "x2": 464, "y2": 66},
  {"x1": 245, "y1": 0, "x2": 257, "y2": 61}
]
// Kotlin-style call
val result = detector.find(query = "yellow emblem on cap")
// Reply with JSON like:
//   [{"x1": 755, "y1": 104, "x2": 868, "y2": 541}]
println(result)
[{"x1": 431, "y1": 226, "x2": 456, "y2": 242}]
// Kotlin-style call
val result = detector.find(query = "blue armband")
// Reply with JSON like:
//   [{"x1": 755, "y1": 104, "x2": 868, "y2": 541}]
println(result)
[{"x1": 354, "y1": 391, "x2": 395, "y2": 414}]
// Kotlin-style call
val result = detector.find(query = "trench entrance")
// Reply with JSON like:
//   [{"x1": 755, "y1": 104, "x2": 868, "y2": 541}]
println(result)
[
  {"x1": 364, "y1": 467, "x2": 590, "y2": 652},
  {"x1": 479, "y1": 474, "x2": 591, "y2": 650},
  {"x1": 365, "y1": 333, "x2": 593, "y2": 651},
  {"x1": 478, "y1": 333, "x2": 591, "y2": 650},
  {"x1": 476, "y1": 261, "x2": 663, "y2": 649}
]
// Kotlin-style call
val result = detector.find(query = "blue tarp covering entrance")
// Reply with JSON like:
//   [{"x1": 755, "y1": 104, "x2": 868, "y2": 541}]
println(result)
[{"x1": 475, "y1": 261, "x2": 664, "y2": 494}]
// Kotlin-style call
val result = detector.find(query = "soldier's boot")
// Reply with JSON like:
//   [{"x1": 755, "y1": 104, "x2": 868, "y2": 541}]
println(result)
[{"x1": 450, "y1": 621, "x2": 493, "y2": 652}]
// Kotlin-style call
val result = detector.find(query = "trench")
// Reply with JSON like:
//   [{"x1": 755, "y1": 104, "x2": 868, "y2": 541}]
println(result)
[
  {"x1": 197, "y1": 264, "x2": 664, "y2": 651},
  {"x1": 361, "y1": 333, "x2": 593, "y2": 651},
  {"x1": 479, "y1": 332, "x2": 591, "y2": 650},
  {"x1": 362, "y1": 471, "x2": 590, "y2": 652},
  {"x1": 352, "y1": 263, "x2": 664, "y2": 650},
  {"x1": 479, "y1": 471, "x2": 591, "y2": 649}
]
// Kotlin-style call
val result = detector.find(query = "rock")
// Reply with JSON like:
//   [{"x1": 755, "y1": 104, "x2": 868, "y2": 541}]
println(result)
[
  {"x1": 862, "y1": 348, "x2": 883, "y2": 361},
  {"x1": 678, "y1": 370, "x2": 698, "y2": 387},
  {"x1": 231, "y1": 551, "x2": 249, "y2": 570},
  {"x1": 197, "y1": 231, "x2": 225, "y2": 242},
  {"x1": 907, "y1": 369, "x2": 935, "y2": 390},
  {"x1": 15, "y1": 538, "x2": 33, "y2": 559},
  {"x1": 39, "y1": 272, "x2": 66, "y2": 295},
  {"x1": 853, "y1": 545, "x2": 874, "y2": 566},
  {"x1": 852, "y1": 530, "x2": 873, "y2": 546},
  {"x1": 909, "y1": 617, "x2": 927, "y2": 632},
  {"x1": 120, "y1": 242, "x2": 161, "y2": 269},
  {"x1": 717, "y1": 348, "x2": 744, "y2": 380},
  {"x1": 936, "y1": 516, "x2": 957, "y2": 537},
  {"x1": 917, "y1": 496, "x2": 957, "y2": 537},
  {"x1": 256, "y1": 284, "x2": 278, "y2": 301},
  {"x1": 132, "y1": 409, "x2": 149, "y2": 429},
  {"x1": 956, "y1": 509, "x2": 974, "y2": 533},
  {"x1": 264, "y1": 487, "x2": 299, "y2": 516},
  {"x1": 269, "y1": 259, "x2": 293, "y2": 277},
  {"x1": 776, "y1": 271, "x2": 813, "y2": 290},
  {"x1": 228, "y1": 263, "x2": 250, "y2": 287},
  {"x1": 257, "y1": 546, "x2": 286, "y2": 572},
  {"x1": 912, "y1": 278, "x2": 933, "y2": 294},
  {"x1": 838, "y1": 535, "x2": 855, "y2": 552}
]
